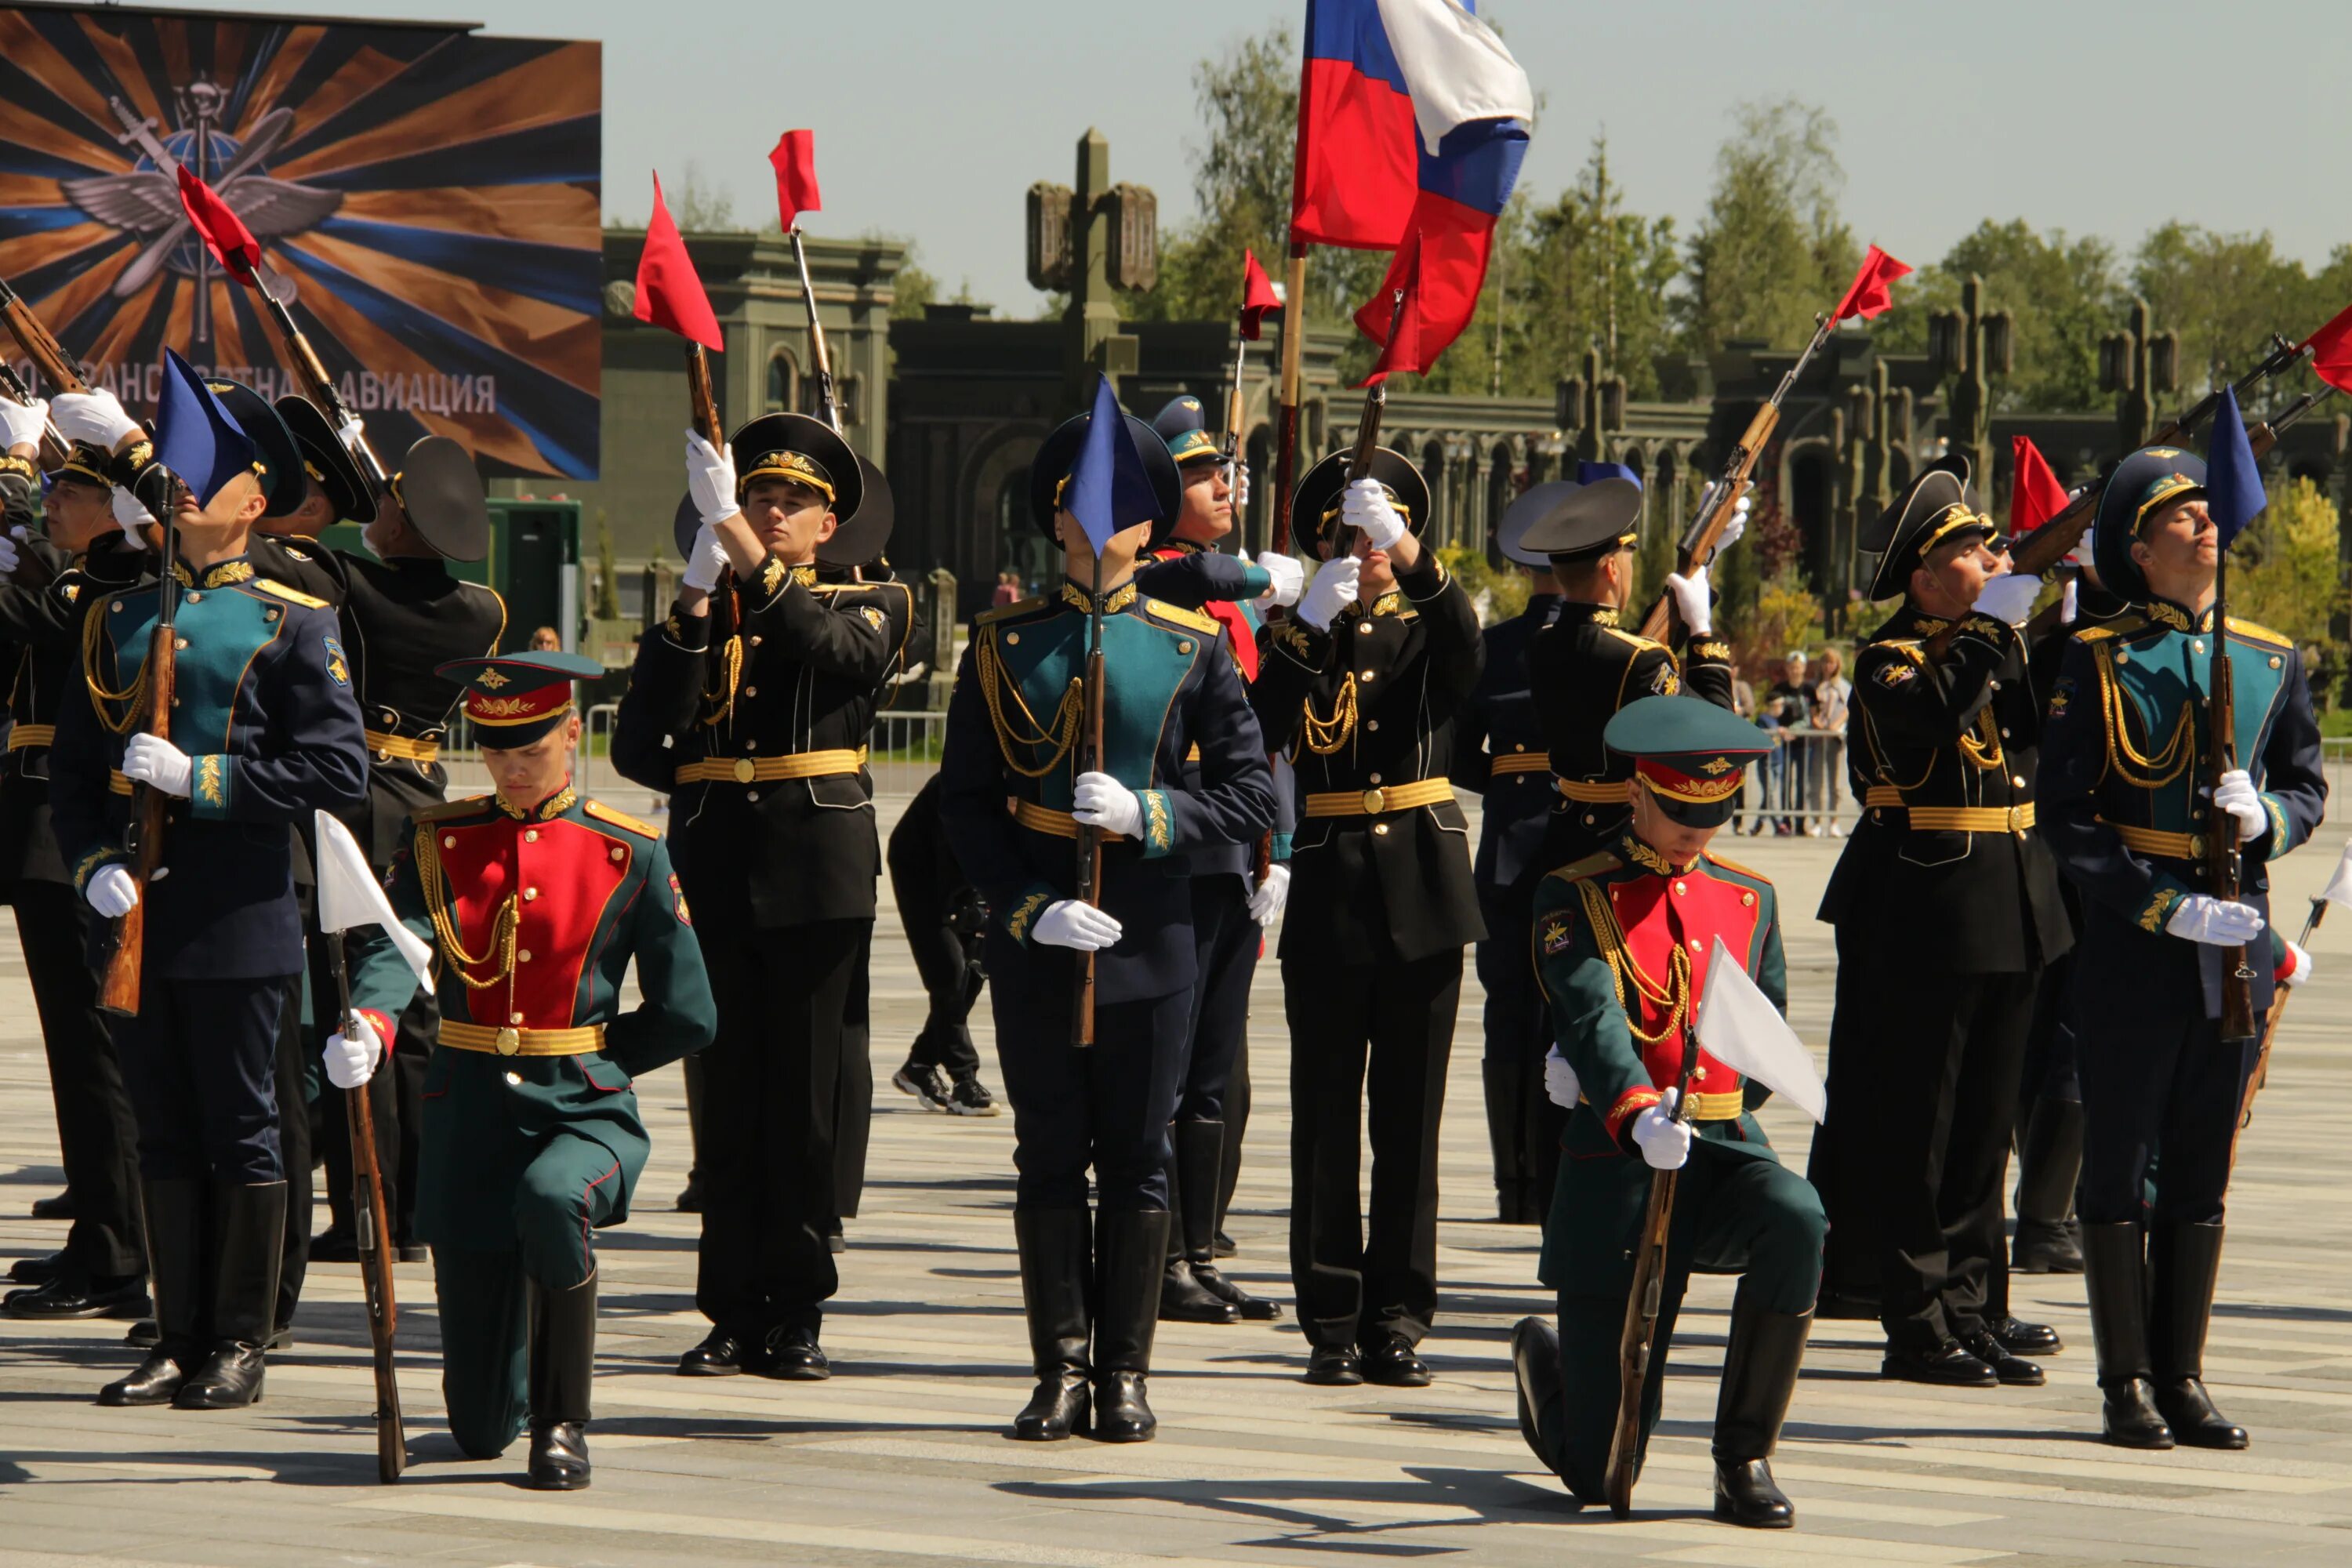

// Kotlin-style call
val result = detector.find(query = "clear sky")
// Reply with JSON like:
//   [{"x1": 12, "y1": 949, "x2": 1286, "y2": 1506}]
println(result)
[{"x1": 207, "y1": 0, "x2": 2347, "y2": 314}]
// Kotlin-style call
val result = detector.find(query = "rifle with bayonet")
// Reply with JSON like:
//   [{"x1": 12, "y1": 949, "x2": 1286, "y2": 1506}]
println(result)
[
  {"x1": 96, "y1": 476, "x2": 178, "y2": 1018},
  {"x1": 325, "y1": 927, "x2": 406, "y2": 1482},
  {"x1": 1604, "y1": 1025, "x2": 1700, "y2": 1517},
  {"x1": 2207, "y1": 528, "x2": 2258, "y2": 1047}
]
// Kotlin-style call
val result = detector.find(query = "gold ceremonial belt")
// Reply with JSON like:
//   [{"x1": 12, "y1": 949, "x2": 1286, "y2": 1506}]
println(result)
[
  {"x1": 441, "y1": 1020, "x2": 605, "y2": 1058},
  {"x1": 1867, "y1": 794, "x2": 2035, "y2": 836},
  {"x1": 108, "y1": 770, "x2": 132, "y2": 797},
  {"x1": 365, "y1": 730, "x2": 440, "y2": 764},
  {"x1": 1556, "y1": 776, "x2": 1630, "y2": 803},
  {"x1": 1007, "y1": 798, "x2": 1127, "y2": 842},
  {"x1": 6, "y1": 724, "x2": 55, "y2": 752},
  {"x1": 2099, "y1": 818, "x2": 2205, "y2": 861},
  {"x1": 1303, "y1": 778, "x2": 1454, "y2": 818},
  {"x1": 674, "y1": 746, "x2": 868, "y2": 786},
  {"x1": 1490, "y1": 751, "x2": 1552, "y2": 777}
]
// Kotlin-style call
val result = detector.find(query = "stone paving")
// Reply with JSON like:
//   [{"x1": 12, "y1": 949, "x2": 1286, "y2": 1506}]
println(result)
[{"x1": 2, "y1": 793, "x2": 2350, "y2": 1567}]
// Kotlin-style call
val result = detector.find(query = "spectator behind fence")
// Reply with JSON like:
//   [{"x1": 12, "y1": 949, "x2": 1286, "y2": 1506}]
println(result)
[
  {"x1": 528, "y1": 625, "x2": 561, "y2": 652},
  {"x1": 1730, "y1": 669, "x2": 1760, "y2": 832},
  {"x1": 1764, "y1": 651, "x2": 1816, "y2": 835},
  {"x1": 990, "y1": 571, "x2": 1021, "y2": 608},
  {"x1": 1809, "y1": 647, "x2": 1852, "y2": 838}
]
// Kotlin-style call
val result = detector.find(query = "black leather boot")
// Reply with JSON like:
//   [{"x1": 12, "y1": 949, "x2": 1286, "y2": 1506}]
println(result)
[
  {"x1": 1011, "y1": 1210, "x2": 1091, "y2": 1441},
  {"x1": 1091, "y1": 1209, "x2": 1168, "y2": 1442},
  {"x1": 2082, "y1": 1221, "x2": 2171, "y2": 1449},
  {"x1": 527, "y1": 1271, "x2": 597, "y2": 1489},
  {"x1": 1177, "y1": 1122, "x2": 1278, "y2": 1321},
  {"x1": 2150, "y1": 1221, "x2": 2248, "y2": 1450},
  {"x1": 1157, "y1": 1132, "x2": 1239, "y2": 1325},
  {"x1": 1480, "y1": 1058, "x2": 1527, "y2": 1221},
  {"x1": 1508, "y1": 1316, "x2": 1563, "y2": 1478},
  {"x1": 175, "y1": 1181, "x2": 284, "y2": 1410},
  {"x1": 1711, "y1": 1287, "x2": 1810, "y2": 1529},
  {"x1": 2013, "y1": 1097, "x2": 2086, "y2": 1273},
  {"x1": 100, "y1": 1178, "x2": 204, "y2": 1407}
]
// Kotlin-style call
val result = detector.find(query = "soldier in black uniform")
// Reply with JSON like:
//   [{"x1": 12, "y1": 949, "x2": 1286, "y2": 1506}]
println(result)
[
  {"x1": 1453, "y1": 492, "x2": 1564, "y2": 1225},
  {"x1": 1250, "y1": 447, "x2": 1483, "y2": 1388},
  {"x1": 1814, "y1": 460, "x2": 2071, "y2": 1388},
  {"x1": 0, "y1": 412, "x2": 151, "y2": 1324},
  {"x1": 935, "y1": 397, "x2": 1274, "y2": 1442},
  {"x1": 612, "y1": 412, "x2": 912, "y2": 1381},
  {"x1": 1525, "y1": 466, "x2": 1740, "y2": 873},
  {"x1": 885, "y1": 774, "x2": 997, "y2": 1113}
]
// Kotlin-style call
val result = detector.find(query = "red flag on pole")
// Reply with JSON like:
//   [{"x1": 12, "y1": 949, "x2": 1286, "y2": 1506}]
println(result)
[
  {"x1": 770, "y1": 129, "x2": 822, "y2": 233},
  {"x1": 1832, "y1": 244, "x2": 1913, "y2": 322},
  {"x1": 1355, "y1": 230, "x2": 1425, "y2": 387},
  {"x1": 175, "y1": 166, "x2": 261, "y2": 284},
  {"x1": 2304, "y1": 300, "x2": 2352, "y2": 395},
  {"x1": 2009, "y1": 434, "x2": 2069, "y2": 537},
  {"x1": 1239, "y1": 249, "x2": 1281, "y2": 341},
  {"x1": 633, "y1": 174, "x2": 724, "y2": 352}
]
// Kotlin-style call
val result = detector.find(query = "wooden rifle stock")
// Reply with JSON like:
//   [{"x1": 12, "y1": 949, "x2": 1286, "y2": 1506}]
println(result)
[
  {"x1": 1604, "y1": 1035, "x2": 1700, "y2": 1516},
  {"x1": 1072, "y1": 615, "x2": 1106, "y2": 1046},
  {"x1": 2235, "y1": 896, "x2": 2327, "y2": 1163},
  {"x1": 786, "y1": 230, "x2": 843, "y2": 434},
  {"x1": 326, "y1": 931, "x2": 405, "y2": 1481},
  {"x1": 685, "y1": 345, "x2": 723, "y2": 445},
  {"x1": 97, "y1": 622, "x2": 174, "y2": 1016},
  {"x1": 0, "y1": 358, "x2": 72, "y2": 476},
  {"x1": 2208, "y1": 546, "x2": 2257, "y2": 1044},
  {"x1": 0, "y1": 275, "x2": 93, "y2": 396},
  {"x1": 1639, "y1": 401, "x2": 1777, "y2": 642}
]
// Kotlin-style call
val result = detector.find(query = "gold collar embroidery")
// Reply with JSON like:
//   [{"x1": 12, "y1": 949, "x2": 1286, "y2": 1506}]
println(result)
[
  {"x1": 1368, "y1": 590, "x2": 1406, "y2": 619},
  {"x1": 171, "y1": 559, "x2": 257, "y2": 590},
  {"x1": 496, "y1": 785, "x2": 577, "y2": 822},
  {"x1": 1620, "y1": 835, "x2": 1697, "y2": 877},
  {"x1": 1059, "y1": 581, "x2": 1139, "y2": 615}
]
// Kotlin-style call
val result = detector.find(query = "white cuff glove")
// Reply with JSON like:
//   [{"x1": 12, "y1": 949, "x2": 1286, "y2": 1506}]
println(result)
[
  {"x1": 86, "y1": 863, "x2": 138, "y2": 918},
  {"x1": 684, "y1": 431, "x2": 740, "y2": 528},
  {"x1": 0, "y1": 530, "x2": 20, "y2": 576},
  {"x1": 1664, "y1": 565, "x2": 1711, "y2": 636},
  {"x1": 122, "y1": 732, "x2": 194, "y2": 798},
  {"x1": 1716, "y1": 494, "x2": 1751, "y2": 552},
  {"x1": 1032, "y1": 898, "x2": 1123, "y2": 951},
  {"x1": 2210, "y1": 770, "x2": 2267, "y2": 844},
  {"x1": 325, "y1": 1014, "x2": 384, "y2": 1091},
  {"x1": 337, "y1": 414, "x2": 366, "y2": 449},
  {"x1": 2281, "y1": 938, "x2": 2313, "y2": 989},
  {"x1": 1253, "y1": 551, "x2": 1304, "y2": 608},
  {"x1": 2165, "y1": 894, "x2": 2265, "y2": 947},
  {"x1": 0, "y1": 395, "x2": 49, "y2": 452},
  {"x1": 682, "y1": 519, "x2": 728, "y2": 593},
  {"x1": 2060, "y1": 575, "x2": 2079, "y2": 626},
  {"x1": 1631, "y1": 1087, "x2": 1691, "y2": 1171},
  {"x1": 50, "y1": 388, "x2": 139, "y2": 450},
  {"x1": 1340, "y1": 477, "x2": 1406, "y2": 550},
  {"x1": 111, "y1": 486, "x2": 154, "y2": 549},
  {"x1": 1971, "y1": 572, "x2": 2040, "y2": 627},
  {"x1": 1543, "y1": 1047, "x2": 1581, "y2": 1110},
  {"x1": 1071, "y1": 771, "x2": 1145, "y2": 840},
  {"x1": 1232, "y1": 461, "x2": 1250, "y2": 511},
  {"x1": 1247, "y1": 862, "x2": 1290, "y2": 926},
  {"x1": 1297, "y1": 554, "x2": 1361, "y2": 632}
]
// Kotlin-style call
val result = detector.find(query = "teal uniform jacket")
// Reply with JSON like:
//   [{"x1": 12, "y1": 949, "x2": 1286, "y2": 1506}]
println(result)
[
  {"x1": 2037, "y1": 601, "x2": 2327, "y2": 1021},
  {"x1": 347, "y1": 787, "x2": 716, "y2": 1253}
]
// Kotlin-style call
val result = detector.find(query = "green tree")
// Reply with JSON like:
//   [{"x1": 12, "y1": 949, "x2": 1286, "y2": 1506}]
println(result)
[
  {"x1": 1877, "y1": 221, "x2": 2125, "y2": 412},
  {"x1": 1492, "y1": 136, "x2": 1682, "y2": 398},
  {"x1": 2233, "y1": 477, "x2": 2345, "y2": 650},
  {"x1": 2131, "y1": 223, "x2": 2325, "y2": 410},
  {"x1": 1678, "y1": 99, "x2": 1858, "y2": 354}
]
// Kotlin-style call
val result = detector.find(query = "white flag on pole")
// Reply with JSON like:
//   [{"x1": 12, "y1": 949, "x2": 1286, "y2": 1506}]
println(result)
[
  {"x1": 313, "y1": 809, "x2": 432, "y2": 987},
  {"x1": 2319, "y1": 839, "x2": 2352, "y2": 913},
  {"x1": 1694, "y1": 937, "x2": 1825, "y2": 1124}
]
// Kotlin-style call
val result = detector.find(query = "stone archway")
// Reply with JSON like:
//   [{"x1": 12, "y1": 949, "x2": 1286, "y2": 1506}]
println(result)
[{"x1": 960, "y1": 423, "x2": 1049, "y2": 619}]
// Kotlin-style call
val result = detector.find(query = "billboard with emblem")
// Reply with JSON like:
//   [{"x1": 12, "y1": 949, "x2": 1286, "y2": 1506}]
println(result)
[{"x1": 0, "y1": 2, "x2": 601, "y2": 480}]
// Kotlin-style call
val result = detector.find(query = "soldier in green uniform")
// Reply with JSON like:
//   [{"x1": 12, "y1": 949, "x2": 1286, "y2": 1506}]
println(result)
[
  {"x1": 2038, "y1": 447, "x2": 2326, "y2": 1450},
  {"x1": 1510, "y1": 696, "x2": 1823, "y2": 1529},
  {"x1": 333, "y1": 653, "x2": 715, "y2": 1488}
]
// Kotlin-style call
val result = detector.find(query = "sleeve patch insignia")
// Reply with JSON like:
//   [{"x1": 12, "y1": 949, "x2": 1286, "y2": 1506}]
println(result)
[
  {"x1": 1541, "y1": 917, "x2": 1576, "y2": 956},
  {"x1": 861, "y1": 605, "x2": 887, "y2": 631},
  {"x1": 1875, "y1": 662, "x2": 1916, "y2": 688},
  {"x1": 2047, "y1": 677, "x2": 2074, "y2": 719},
  {"x1": 670, "y1": 872, "x2": 691, "y2": 926},
  {"x1": 1650, "y1": 666, "x2": 1680, "y2": 697},
  {"x1": 322, "y1": 635, "x2": 350, "y2": 686}
]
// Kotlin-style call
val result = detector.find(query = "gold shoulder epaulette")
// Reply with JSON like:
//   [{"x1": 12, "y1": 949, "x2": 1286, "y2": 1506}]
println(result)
[
  {"x1": 253, "y1": 579, "x2": 330, "y2": 610},
  {"x1": 2226, "y1": 616, "x2": 2292, "y2": 650},
  {"x1": 1704, "y1": 851, "x2": 1771, "y2": 884},
  {"x1": 416, "y1": 794, "x2": 494, "y2": 822},
  {"x1": 584, "y1": 799, "x2": 660, "y2": 838},
  {"x1": 976, "y1": 595, "x2": 1046, "y2": 627},
  {"x1": 1544, "y1": 849, "x2": 1622, "y2": 886},
  {"x1": 1145, "y1": 599, "x2": 1220, "y2": 635},
  {"x1": 1599, "y1": 625, "x2": 1666, "y2": 654},
  {"x1": 2073, "y1": 615, "x2": 2147, "y2": 644}
]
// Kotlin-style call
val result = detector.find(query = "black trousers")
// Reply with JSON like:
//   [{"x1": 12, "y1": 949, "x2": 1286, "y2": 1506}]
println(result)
[
  {"x1": 1836, "y1": 964, "x2": 2036, "y2": 1350},
  {"x1": 993, "y1": 954, "x2": 1189, "y2": 1211},
  {"x1": 1809, "y1": 922, "x2": 1875, "y2": 1310},
  {"x1": 1472, "y1": 901, "x2": 1561, "y2": 1210},
  {"x1": 2075, "y1": 952, "x2": 2254, "y2": 1229},
  {"x1": 1176, "y1": 874, "x2": 1258, "y2": 1123},
  {"x1": 694, "y1": 918, "x2": 864, "y2": 1334},
  {"x1": 16, "y1": 884, "x2": 145, "y2": 1279},
  {"x1": 836, "y1": 925, "x2": 874, "y2": 1222},
  {"x1": 1283, "y1": 949, "x2": 1461, "y2": 1350},
  {"x1": 893, "y1": 867, "x2": 985, "y2": 1084},
  {"x1": 273, "y1": 978, "x2": 312, "y2": 1321},
  {"x1": 117, "y1": 975, "x2": 292, "y2": 1184}
]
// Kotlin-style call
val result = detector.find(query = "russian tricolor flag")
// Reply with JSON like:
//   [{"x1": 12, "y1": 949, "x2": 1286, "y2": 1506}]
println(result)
[{"x1": 1293, "y1": 0, "x2": 1531, "y2": 373}]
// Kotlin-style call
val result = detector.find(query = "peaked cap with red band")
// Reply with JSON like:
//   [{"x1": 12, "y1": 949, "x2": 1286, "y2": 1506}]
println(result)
[
  {"x1": 436, "y1": 652, "x2": 601, "y2": 748},
  {"x1": 1604, "y1": 694, "x2": 1774, "y2": 829}
]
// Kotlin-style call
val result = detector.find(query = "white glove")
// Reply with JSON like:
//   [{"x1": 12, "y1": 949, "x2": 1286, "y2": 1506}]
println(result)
[
  {"x1": 1230, "y1": 461, "x2": 1250, "y2": 511},
  {"x1": 2164, "y1": 894, "x2": 2265, "y2": 947},
  {"x1": 1297, "y1": 554, "x2": 1361, "y2": 631},
  {"x1": 337, "y1": 414, "x2": 365, "y2": 448},
  {"x1": 2281, "y1": 938, "x2": 2313, "y2": 989},
  {"x1": 2060, "y1": 575, "x2": 2079, "y2": 626},
  {"x1": 1630, "y1": 1087, "x2": 1691, "y2": 1171},
  {"x1": 1071, "y1": 771, "x2": 1145, "y2": 840},
  {"x1": 1543, "y1": 1046, "x2": 1581, "y2": 1109},
  {"x1": 1032, "y1": 898, "x2": 1123, "y2": 951},
  {"x1": 1664, "y1": 565, "x2": 1711, "y2": 636},
  {"x1": 86, "y1": 863, "x2": 138, "y2": 918},
  {"x1": 0, "y1": 530, "x2": 19, "y2": 576},
  {"x1": 684, "y1": 431, "x2": 740, "y2": 528},
  {"x1": 324, "y1": 1014, "x2": 384, "y2": 1090},
  {"x1": 122, "y1": 732, "x2": 194, "y2": 798},
  {"x1": 682, "y1": 519, "x2": 729, "y2": 593},
  {"x1": 2063, "y1": 526, "x2": 2094, "y2": 570},
  {"x1": 2210, "y1": 769, "x2": 2267, "y2": 844},
  {"x1": 0, "y1": 395, "x2": 48, "y2": 452},
  {"x1": 111, "y1": 486, "x2": 154, "y2": 548},
  {"x1": 1340, "y1": 477, "x2": 1406, "y2": 551},
  {"x1": 1717, "y1": 494, "x2": 1751, "y2": 551},
  {"x1": 50, "y1": 388, "x2": 139, "y2": 450},
  {"x1": 1246, "y1": 862, "x2": 1290, "y2": 925},
  {"x1": 1252, "y1": 550, "x2": 1304, "y2": 608},
  {"x1": 1971, "y1": 572, "x2": 2040, "y2": 626}
]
